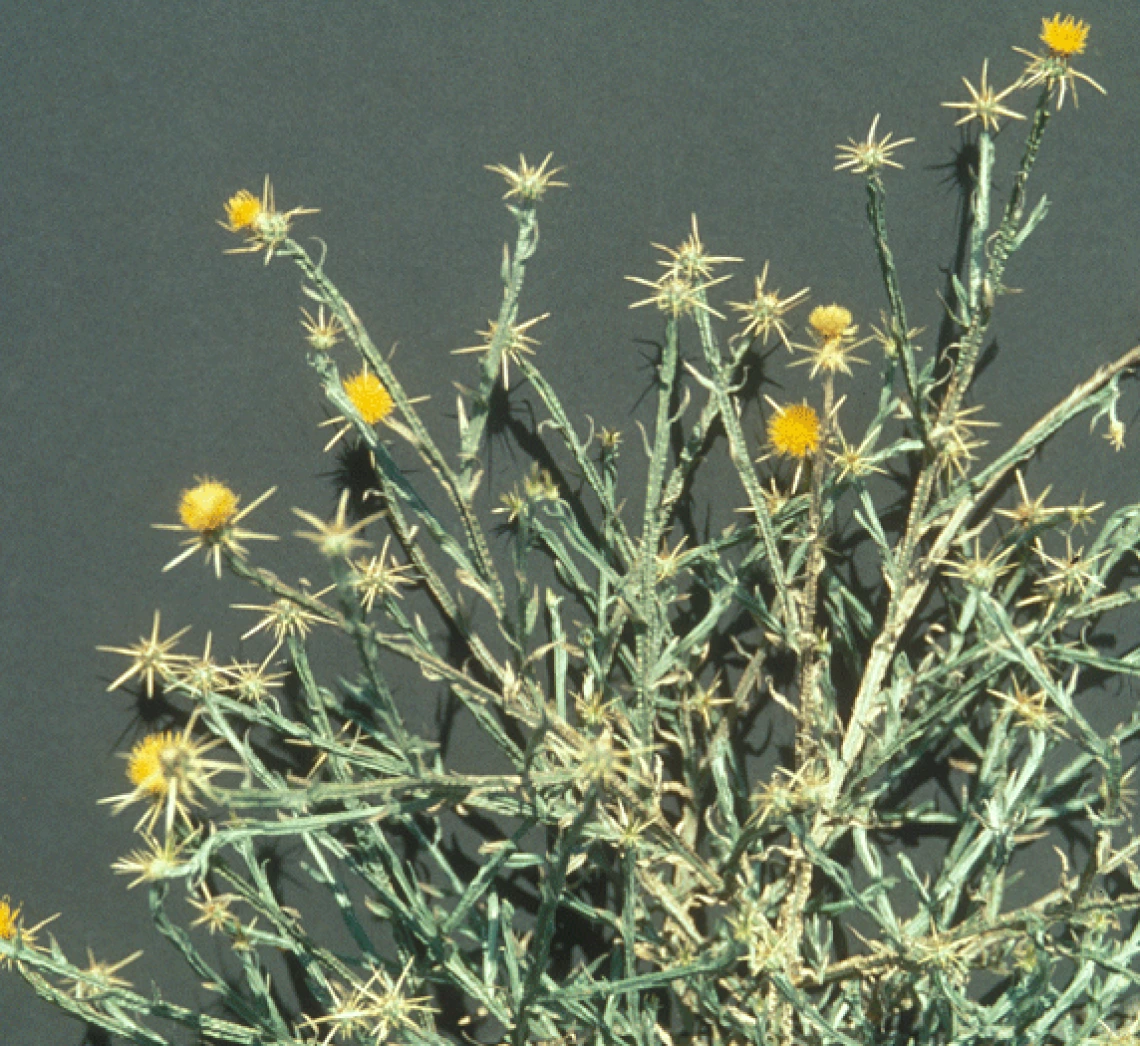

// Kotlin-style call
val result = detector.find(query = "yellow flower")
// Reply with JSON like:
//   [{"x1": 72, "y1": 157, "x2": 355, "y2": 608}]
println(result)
[
  {"x1": 0, "y1": 897, "x2": 19, "y2": 940},
  {"x1": 808, "y1": 304, "x2": 854, "y2": 341},
  {"x1": 0, "y1": 896, "x2": 58, "y2": 964},
  {"x1": 767, "y1": 402, "x2": 821, "y2": 459},
  {"x1": 321, "y1": 368, "x2": 404, "y2": 452},
  {"x1": 1040, "y1": 13, "x2": 1089, "y2": 57},
  {"x1": 222, "y1": 190, "x2": 262, "y2": 232},
  {"x1": 343, "y1": 370, "x2": 394, "y2": 425},
  {"x1": 219, "y1": 176, "x2": 317, "y2": 264},
  {"x1": 793, "y1": 304, "x2": 868, "y2": 378},
  {"x1": 178, "y1": 479, "x2": 238, "y2": 533},
  {"x1": 155, "y1": 479, "x2": 277, "y2": 578},
  {"x1": 101, "y1": 716, "x2": 234, "y2": 835},
  {"x1": 1013, "y1": 14, "x2": 1104, "y2": 109}
]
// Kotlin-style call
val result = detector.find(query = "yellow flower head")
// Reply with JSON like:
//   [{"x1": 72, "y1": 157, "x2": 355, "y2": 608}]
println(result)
[
  {"x1": 220, "y1": 176, "x2": 317, "y2": 264},
  {"x1": 1014, "y1": 13, "x2": 1103, "y2": 109},
  {"x1": 222, "y1": 190, "x2": 263, "y2": 232},
  {"x1": 808, "y1": 304, "x2": 855, "y2": 342},
  {"x1": 0, "y1": 896, "x2": 20, "y2": 940},
  {"x1": 158, "y1": 481, "x2": 277, "y2": 578},
  {"x1": 768, "y1": 403, "x2": 821, "y2": 459},
  {"x1": 0, "y1": 894, "x2": 59, "y2": 965},
  {"x1": 178, "y1": 479, "x2": 239, "y2": 534},
  {"x1": 127, "y1": 731, "x2": 181, "y2": 795},
  {"x1": 1040, "y1": 13, "x2": 1089, "y2": 57},
  {"x1": 343, "y1": 371, "x2": 394, "y2": 425},
  {"x1": 105, "y1": 721, "x2": 230, "y2": 835},
  {"x1": 794, "y1": 304, "x2": 868, "y2": 378}
]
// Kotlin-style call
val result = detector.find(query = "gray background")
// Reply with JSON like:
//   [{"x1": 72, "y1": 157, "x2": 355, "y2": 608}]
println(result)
[{"x1": 4, "y1": 2, "x2": 1140, "y2": 1041}]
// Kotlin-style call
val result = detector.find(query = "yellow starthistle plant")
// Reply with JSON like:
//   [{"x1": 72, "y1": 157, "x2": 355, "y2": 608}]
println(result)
[
  {"x1": 17, "y1": 19, "x2": 1140, "y2": 1046},
  {"x1": 187, "y1": 883, "x2": 243, "y2": 936},
  {"x1": 494, "y1": 463, "x2": 560, "y2": 526},
  {"x1": 626, "y1": 269, "x2": 728, "y2": 319},
  {"x1": 830, "y1": 425, "x2": 887, "y2": 481},
  {"x1": 224, "y1": 656, "x2": 288, "y2": 705},
  {"x1": 300, "y1": 963, "x2": 435, "y2": 1046},
  {"x1": 989, "y1": 678, "x2": 1071, "y2": 739},
  {"x1": 168, "y1": 632, "x2": 230, "y2": 700},
  {"x1": 234, "y1": 588, "x2": 334, "y2": 659},
  {"x1": 994, "y1": 469, "x2": 1064, "y2": 530},
  {"x1": 155, "y1": 478, "x2": 277, "y2": 578},
  {"x1": 940, "y1": 531, "x2": 1013, "y2": 590},
  {"x1": 351, "y1": 536, "x2": 415, "y2": 613},
  {"x1": 68, "y1": 948, "x2": 142, "y2": 1002}
]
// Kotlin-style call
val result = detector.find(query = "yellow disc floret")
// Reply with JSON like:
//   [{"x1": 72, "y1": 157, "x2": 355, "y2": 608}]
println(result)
[
  {"x1": 178, "y1": 479, "x2": 239, "y2": 534},
  {"x1": 223, "y1": 190, "x2": 263, "y2": 232},
  {"x1": 768, "y1": 403, "x2": 822, "y2": 459},
  {"x1": 344, "y1": 371, "x2": 394, "y2": 425},
  {"x1": 1040, "y1": 13, "x2": 1089, "y2": 57},
  {"x1": 808, "y1": 304, "x2": 854, "y2": 342}
]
